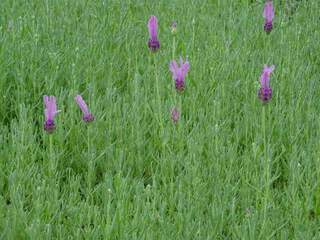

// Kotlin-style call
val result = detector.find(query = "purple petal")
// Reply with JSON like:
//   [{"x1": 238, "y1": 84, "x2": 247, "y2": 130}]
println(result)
[
  {"x1": 169, "y1": 60, "x2": 179, "y2": 79},
  {"x1": 43, "y1": 95, "x2": 59, "y2": 121},
  {"x1": 181, "y1": 60, "x2": 190, "y2": 77},
  {"x1": 260, "y1": 65, "x2": 275, "y2": 88},
  {"x1": 263, "y1": 64, "x2": 275, "y2": 75},
  {"x1": 263, "y1": 2, "x2": 274, "y2": 22},
  {"x1": 171, "y1": 107, "x2": 180, "y2": 123},
  {"x1": 148, "y1": 16, "x2": 158, "y2": 40},
  {"x1": 51, "y1": 96, "x2": 58, "y2": 118},
  {"x1": 75, "y1": 95, "x2": 89, "y2": 115},
  {"x1": 43, "y1": 95, "x2": 49, "y2": 106}
]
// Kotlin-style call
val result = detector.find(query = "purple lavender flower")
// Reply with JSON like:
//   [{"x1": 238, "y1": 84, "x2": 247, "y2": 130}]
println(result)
[
  {"x1": 169, "y1": 57, "x2": 190, "y2": 92},
  {"x1": 258, "y1": 65, "x2": 275, "y2": 103},
  {"x1": 75, "y1": 95, "x2": 94, "y2": 123},
  {"x1": 43, "y1": 95, "x2": 59, "y2": 133},
  {"x1": 148, "y1": 16, "x2": 160, "y2": 51},
  {"x1": 263, "y1": 1, "x2": 274, "y2": 33},
  {"x1": 171, "y1": 107, "x2": 180, "y2": 123}
]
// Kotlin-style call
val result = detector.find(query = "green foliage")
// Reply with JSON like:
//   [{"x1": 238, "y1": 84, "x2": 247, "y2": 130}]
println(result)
[{"x1": 0, "y1": 0, "x2": 319, "y2": 239}]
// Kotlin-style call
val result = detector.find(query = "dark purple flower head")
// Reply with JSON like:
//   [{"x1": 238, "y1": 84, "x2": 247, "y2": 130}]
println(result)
[
  {"x1": 43, "y1": 95, "x2": 59, "y2": 133},
  {"x1": 263, "y1": 1, "x2": 274, "y2": 33},
  {"x1": 75, "y1": 95, "x2": 94, "y2": 123},
  {"x1": 169, "y1": 57, "x2": 190, "y2": 92},
  {"x1": 148, "y1": 16, "x2": 160, "y2": 51},
  {"x1": 258, "y1": 65, "x2": 275, "y2": 103},
  {"x1": 171, "y1": 107, "x2": 180, "y2": 124}
]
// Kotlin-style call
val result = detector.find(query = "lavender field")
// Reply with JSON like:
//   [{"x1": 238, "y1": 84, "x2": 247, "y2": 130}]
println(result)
[{"x1": 0, "y1": 0, "x2": 319, "y2": 239}]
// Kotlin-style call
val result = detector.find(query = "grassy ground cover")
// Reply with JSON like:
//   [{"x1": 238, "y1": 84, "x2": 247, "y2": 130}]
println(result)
[{"x1": 0, "y1": 0, "x2": 319, "y2": 239}]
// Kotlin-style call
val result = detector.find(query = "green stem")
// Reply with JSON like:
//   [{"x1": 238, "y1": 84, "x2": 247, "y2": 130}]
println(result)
[
  {"x1": 49, "y1": 134, "x2": 54, "y2": 178},
  {"x1": 263, "y1": 105, "x2": 267, "y2": 163},
  {"x1": 179, "y1": 94, "x2": 182, "y2": 122},
  {"x1": 192, "y1": 18, "x2": 195, "y2": 55},
  {"x1": 87, "y1": 126, "x2": 93, "y2": 192},
  {"x1": 154, "y1": 56, "x2": 162, "y2": 131},
  {"x1": 260, "y1": 105, "x2": 270, "y2": 237},
  {"x1": 263, "y1": 105, "x2": 270, "y2": 196},
  {"x1": 172, "y1": 35, "x2": 176, "y2": 60}
]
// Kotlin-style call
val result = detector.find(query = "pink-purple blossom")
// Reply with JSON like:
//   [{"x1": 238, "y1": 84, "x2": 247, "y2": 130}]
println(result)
[
  {"x1": 263, "y1": 1, "x2": 274, "y2": 33},
  {"x1": 258, "y1": 65, "x2": 275, "y2": 103},
  {"x1": 75, "y1": 95, "x2": 94, "y2": 123},
  {"x1": 148, "y1": 16, "x2": 160, "y2": 51},
  {"x1": 171, "y1": 107, "x2": 180, "y2": 124},
  {"x1": 169, "y1": 57, "x2": 190, "y2": 92},
  {"x1": 43, "y1": 95, "x2": 59, "y2": 133}
]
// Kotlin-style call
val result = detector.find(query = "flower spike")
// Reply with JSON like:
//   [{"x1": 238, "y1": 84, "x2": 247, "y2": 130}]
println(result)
[
  {"x1": 148, "y1": 16, "x2": 160, "y2": 51},
  {"x1": 43, "y1": 95, "x2": 59, "y2": 133},
  {"x1": 258, "y1": 65, "x2": 275, "y2": 103},
  {"x1": 263, "y1": 1, "x2": 274, "y2": 33},
  {"x1": 169, "y1": 57, "x2": 190, "y2": 92},
  {"x1": 75, "y1": 95, "x2": 94, "y2": 123},
  {"x1": 171, "y1": 107, "x2": 180, "y2": 124}
]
